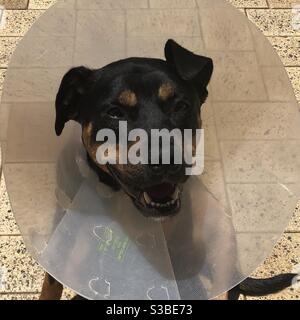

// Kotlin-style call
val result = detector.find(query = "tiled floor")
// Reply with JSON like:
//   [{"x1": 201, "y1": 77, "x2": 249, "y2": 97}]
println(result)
[{"x1": 0, "y1": 0, "x2": 300, "y2": 300}]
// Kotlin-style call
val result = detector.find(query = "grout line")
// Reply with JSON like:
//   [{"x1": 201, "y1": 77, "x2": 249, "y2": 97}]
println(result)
[
  {"x1": 284, "y1": 231, "x2": 300, "y2": 234},
  {"x1": 236, "y1": 231, "x2": 300, "y2": 234}
]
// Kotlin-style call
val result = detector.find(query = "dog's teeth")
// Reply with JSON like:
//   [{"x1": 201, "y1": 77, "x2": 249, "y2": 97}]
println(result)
[
  {"x1": 146, "y1": 195, "x2": 178, "y2": 209},
  {"x1": 171, "y1": 187, "x2": 180, "y2": 201},
  {"x1": 144, "y1": 192, "x2": 152, "y2": 205}
]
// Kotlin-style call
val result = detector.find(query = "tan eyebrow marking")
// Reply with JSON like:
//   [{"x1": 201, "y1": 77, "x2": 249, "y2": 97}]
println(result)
[
  {"x1": 118, "y1": 90, "x2": 137, "y2": 107},
  {"x1": 82, "y1": 122, "x2": 94, "y2": 153},
  {"x1": 158, "y1": 83, "x2": 175, "y2": 101}
]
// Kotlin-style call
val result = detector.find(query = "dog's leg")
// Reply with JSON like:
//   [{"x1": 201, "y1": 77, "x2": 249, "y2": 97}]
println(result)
[{"x1": 39, "y1": 273, "x2": 63, "y2": 300}]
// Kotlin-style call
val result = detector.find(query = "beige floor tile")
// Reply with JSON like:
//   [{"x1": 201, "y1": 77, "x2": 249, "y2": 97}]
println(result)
[
  {"x1": 0, "y1": 289, "x2": 76, "y2": 300},
  {"x1": 228, "y1": 183, "x2": 297, "y2": 232},
  {"x1": 127, "y1": 9, "x2": 201, "y2": 37},
  {"x1": 247, "y1": 233, "x2": 300, "y2": 300},
  {"x1": 286, "y1": 202, "x2": 300, "y2": 232},
  {"x1": 29, "y1": 0, "x2": 73, "y2": 9},
  {"x1": 0, "y1": 288, "x2": 77, "y2": 300},
  {"x1": 268, "y1": 0, "x2": 300, "y2": 8},
  {"x1": 286, "y1": 67, "x2": 300, "y2": 100},
  {"x1": 2, "y1": 68, "x2": 68, "y2": 102},
  {"x1": 196, "y1": 0, "x2": 234, "y2": 7},
  {"x1": 4, "y1": 103, "x2": 64, "y2": 162},
  {"x1": 28, "y1": 8, "x2": 74, "y2": 37},
  {"x1": 248, "y1": 26, "x2": 281, "y2": 67},
  {"x1": 203, "y1": 120, "x2": 220, "y2": 161},
  {"x1": 221, "y1": 140, "x2": 300, "y2": 183},
  {"x1": 0, "y1": 10, "x2": 43, "y2": 36},
  {"x1": 208, "y1": 51, "x2": 268, "y2": 101},
  {"x1": 77, "y1": 0, "x2": 148, "y2": 9},
  {"x1": 202, "y1": 99, "x2": 221, "y2": 161},
  {"x1": 0, "y1": 176, "x2": 19, "y2": 235},
  {"x1": 247, "y1": 9, "x2": 300, "y2": 36},
  {"x1": 227, "y1": 0, "x2": 268, "y2": 8},
  {"x1": 236, "y1": 233, "x2": 280, "y2": 275},
  {"x1": 247, "y1": 291, "x2": 299, "y2": 300},
  {"x1": 199, "y1": 7, "x2": 254, "y2": 50},
  {"x1": 126, "y1": 36, "x2": 204, "y2": 60},
  {"x1": 0, "y1": 68, "x2": 5, "y2": 90},
  {"x1": 221, "y1": 140, "x2": 300, "y2": 184},
  {"x1": 10, "y1": 36, "x2": 74, "y2": 68},
  {"x1": 0, "y1": 0, "x2": 28, "y2": 9},
  {"x1": 149, "y1": 0, "x2": 196, "y2": 8},
  {"x1": 61, "y1": 286, "x2": 76, "y2": 300},
  {"x1": 74, "y1": 10, "x2": 125, "y2": 68},
  {"x1": 200, "y1": 161, "x2": 228, "y2": 209},
  {"x1": 252, "y1": 233, "x2": 300, "y2": 278},
  {"x1": 0, "y1": 101, "x2": 8, "y2": 141},
  {"x1": 268, "y1": 37, "x2": 300, "y2": 67},
  {"x1": 0, "y1": 293, "x2": 39, "y2": 300},
  {"x1": 0, "y1": 37, "x2": 21, "y2": 68},
  {"x1": 214, "y1": 102, "x2": 300, "y2": 140},
  {"x1": 0, "y1": 236, "x2": 44, "y2": 293},
  {"x1": 28, "y1": 0, "x2": 55, "y2": 9},
  {"x1": 262, "y1": 66, "x2": 296, "y2": 101},
  {"x1": 3, "y1": 163, "x2": 59, "y2": 242}
]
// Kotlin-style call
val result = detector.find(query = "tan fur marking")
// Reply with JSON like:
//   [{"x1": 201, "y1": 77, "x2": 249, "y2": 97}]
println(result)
[
  {"x1": 82, "y1": 123, "x2": 93, "y2": 152},
  {"x1": 118, "y1": 90, "x2": 137, "y2": 107},
  {"x1": 39, "y1": 273, "x2": 63, "y2": 300},
  {"x1": 82, "y1": 123, "x2": 110, "y2": 174},
  {"x1": 158, "y1": 83, "x2": 175, "y2": 101}
]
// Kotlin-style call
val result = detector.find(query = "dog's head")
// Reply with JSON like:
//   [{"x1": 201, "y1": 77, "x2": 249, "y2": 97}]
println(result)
[{"x1": 55, "y1": 40, "x2": 213, "y2": 220}]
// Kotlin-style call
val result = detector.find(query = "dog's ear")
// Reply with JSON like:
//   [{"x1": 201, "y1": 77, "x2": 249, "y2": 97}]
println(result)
[
  {"x1": 55, "y1": 66, "x2": 93, "y2": 136},
  {"x1": 165, "y1": 39, "x2": 213, "y2": 94}
]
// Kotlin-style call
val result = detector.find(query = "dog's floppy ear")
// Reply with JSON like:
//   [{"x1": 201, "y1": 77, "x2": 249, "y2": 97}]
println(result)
[
  {"x1": 165, "y1": 39, "x2": 213, "y2": 94},
  {"x1": 55, "y1": 66, "x2": 93, "y2": 136}
]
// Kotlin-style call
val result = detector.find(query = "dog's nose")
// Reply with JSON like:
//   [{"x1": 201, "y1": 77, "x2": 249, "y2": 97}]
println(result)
[
  {"x1": 149, "y1": 164, "x2": 182, "y2": 175},
  {"x1": 149, "y1": 164, "x2": 165, "y2": 175}
]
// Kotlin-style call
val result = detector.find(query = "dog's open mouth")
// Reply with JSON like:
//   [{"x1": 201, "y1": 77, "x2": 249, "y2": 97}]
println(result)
[{"x1": 135, "y1": 183, "x2": 182, "y2": 218}]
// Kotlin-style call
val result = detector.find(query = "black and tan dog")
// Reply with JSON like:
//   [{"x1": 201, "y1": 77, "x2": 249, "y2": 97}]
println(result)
[
  {"x1": 40, "y1": 40, "x2": 296, "y2": 300},
  {"x1": 55, "y1": 39, "x2": 210, "y2": 220}
]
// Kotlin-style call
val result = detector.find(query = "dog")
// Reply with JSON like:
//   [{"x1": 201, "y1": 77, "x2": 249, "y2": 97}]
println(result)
[
  {"x1": 55, "y1": 39, "x2": 210, "y2": 220},
  {"x1": 40, "y1": 40, "x2": 297, "y2": 300}
]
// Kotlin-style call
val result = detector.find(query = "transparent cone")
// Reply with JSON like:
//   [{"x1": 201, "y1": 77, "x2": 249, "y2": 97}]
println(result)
[{"x1": 0, "y1": 0, "x2": 300, "y2": 300}]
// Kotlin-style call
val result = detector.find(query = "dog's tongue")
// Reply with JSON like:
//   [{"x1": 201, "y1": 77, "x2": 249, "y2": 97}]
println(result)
[{"x1": 145, "y1": 183, "x2": 175, "y2": 200}]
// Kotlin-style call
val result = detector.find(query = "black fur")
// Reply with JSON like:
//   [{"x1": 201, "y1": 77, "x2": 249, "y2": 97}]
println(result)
[
  {"x1": 229, "y1": 274, "x2": 297, "y2": 300},
  {"x1": 55, "y1": 39, "x2": 213, "y2": 218}
]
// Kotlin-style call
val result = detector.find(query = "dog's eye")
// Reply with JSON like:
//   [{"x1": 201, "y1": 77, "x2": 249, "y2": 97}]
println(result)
[
  {"x1": 106, "y1": 106, "x2": 125, "y2": 119},
  {"x1": 174, "y1": 101, "x2": 190, "y2": 112}
]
